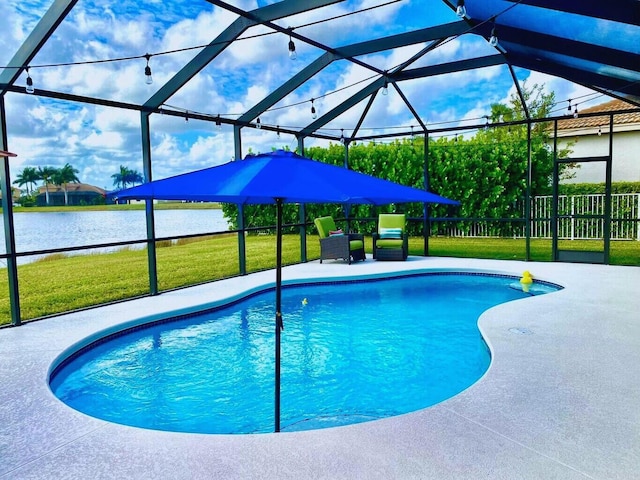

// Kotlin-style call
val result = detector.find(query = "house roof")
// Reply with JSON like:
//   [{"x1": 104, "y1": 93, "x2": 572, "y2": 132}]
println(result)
[
  {"x1": 37, "y1": 183, "x2": 106, "y2": 195},
  {"x1": 556, "y1": 99, "x2": 640, "y2": 131},
  {"x1": 0, "y1": 186, "x2": 21, "y2": 201}
]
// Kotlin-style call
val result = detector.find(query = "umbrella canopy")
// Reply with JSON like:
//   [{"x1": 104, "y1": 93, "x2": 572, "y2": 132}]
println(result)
[
  {"x1": 111, "y1": 149, "x2": 458, "y2": 206},
  {"x1": 110, "y1": 149, "x2": 458, "y2": 433}
]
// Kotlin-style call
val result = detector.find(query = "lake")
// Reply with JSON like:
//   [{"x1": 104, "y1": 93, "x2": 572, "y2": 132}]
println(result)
[{"x1": 0, "y1": 209, "x2": 230, "y2": 263}]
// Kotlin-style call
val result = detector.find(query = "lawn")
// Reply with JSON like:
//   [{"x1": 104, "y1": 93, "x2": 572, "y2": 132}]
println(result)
[{"x1": 1, "y1": 235, "x2": 638, "y2": 325}]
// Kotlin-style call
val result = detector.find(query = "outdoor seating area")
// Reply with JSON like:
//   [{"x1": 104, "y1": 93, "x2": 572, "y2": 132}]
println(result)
[
  {"x1": 314, "y1": 215, "x2": 366, "y2": 264},
  {"x1": 372, "y1": 213, "x2": 409, "y2": 261},
  {"x1": 314, "y1": 213, "x2": 410, "y2": 264}
]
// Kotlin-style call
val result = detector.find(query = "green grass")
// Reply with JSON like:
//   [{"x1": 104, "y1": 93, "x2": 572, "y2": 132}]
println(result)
[{"x1": 0, "y1": 235, "x2": 637, "y2": 326}]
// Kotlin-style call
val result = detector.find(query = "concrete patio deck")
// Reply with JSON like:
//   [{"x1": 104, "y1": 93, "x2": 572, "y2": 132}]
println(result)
[{"x1": 1, "y1": 257, "x2": 639, "y2": 479}]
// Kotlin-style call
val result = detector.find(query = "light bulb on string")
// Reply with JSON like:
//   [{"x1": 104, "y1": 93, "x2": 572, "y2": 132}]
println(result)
[
  {"x1": 215, "y1": 115, "x2": 222, "y2": 130},
  {"x1": 288, "y1": 31, "x2": 297, "y2": 60},
  {"x1": 567, "y1": 99, "x2": 572, "y2": 112},
  {"x1": 256, "y1": 117, "x2": 261, "y2": 129},
  {"x1": 489, "y1": 23, "x2": 499, "y2": 47},
  {"x1": 573, "y1": 107, "x2": 579, "y2": 119},
  {"x1": 144, "y1": 54, "x2": 153, "y2": 85},
  {"x1": 25, "y1": 68, "x2": 34, "y2": 94},
  {"x1": 276, "y1": 125, "x2": 281, "y2": 139},
  {"x1": 456, "y1": 0, "x2": 466, "y2": 18},
  {"x1": 311, "y1": 99, "x2": 317, "y2": 119},
  {"x1": 381, "y1": 80, "x2": 388, "y2": 96},
  {"x1": 339, "y1": 129, "x2": 345, "y2": 144}
]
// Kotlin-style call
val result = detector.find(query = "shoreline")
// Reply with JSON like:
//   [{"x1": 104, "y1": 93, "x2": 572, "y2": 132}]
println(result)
[{"x1": 6, "y1": 201, "x2": 222, "y2": 213}]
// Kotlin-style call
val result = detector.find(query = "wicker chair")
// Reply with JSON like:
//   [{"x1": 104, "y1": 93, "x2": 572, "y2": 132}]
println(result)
[
  {"x1": 372, "y1": 213, "x2": 408, "y2": 261},
  {"x1": 314, "y1": 216, "x2": 366, "y2": 264}
]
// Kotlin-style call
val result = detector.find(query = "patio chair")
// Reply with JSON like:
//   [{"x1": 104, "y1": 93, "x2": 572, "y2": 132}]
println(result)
[
  {"x1": 314, "y1": 216, "x2": 366, "y2": 264},
  {"x1": 372, "y1": 213, "x2": 408, "y2": 261}
]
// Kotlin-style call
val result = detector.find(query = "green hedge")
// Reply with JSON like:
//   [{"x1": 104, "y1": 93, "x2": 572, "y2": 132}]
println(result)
[{"x1": 559, "y1": 182, "x2": 640, "y2": 195}]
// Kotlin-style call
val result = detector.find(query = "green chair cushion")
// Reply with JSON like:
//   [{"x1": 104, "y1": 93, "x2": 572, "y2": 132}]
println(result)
[
  {"x1": 378, "y1": 213, "x2": 405, "y2": 231},
  {"x1": 314, "y1": 216, "x2": 337, "y2": 239},
  {"x1": 349, "y1": 239, "x2": 364, "y2": 250},
  {"x1": 376, "y1": 238, "x2": 403, "y2": 248}
]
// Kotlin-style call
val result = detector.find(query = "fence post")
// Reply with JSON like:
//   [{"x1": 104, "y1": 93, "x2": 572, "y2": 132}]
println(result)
[
  {"x1": 571, "y1": 196, "x2": 575, "y2": 241},
  {"x1": 637, "y1": 193, "x2": 640, "y2": 241}
]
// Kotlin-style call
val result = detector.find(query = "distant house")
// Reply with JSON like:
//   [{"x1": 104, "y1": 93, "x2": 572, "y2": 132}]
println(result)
[
  {"x1": 36, "y1": 183, "x2": 108, "y2": 206},
  {"x1": 555, "y1": 99, "x2": 640, "y2": 184},
  {"x1": 0, "y1": 186, "x2": 21, "y2": 203}
]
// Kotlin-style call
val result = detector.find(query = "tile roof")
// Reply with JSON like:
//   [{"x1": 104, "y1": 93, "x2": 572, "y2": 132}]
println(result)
[
  {"x1": 557, "y1": 99, "x2": 640, "y2": 130},
  {"x1": 36, "y1": 183, "x2": 106, "y2": 194}
]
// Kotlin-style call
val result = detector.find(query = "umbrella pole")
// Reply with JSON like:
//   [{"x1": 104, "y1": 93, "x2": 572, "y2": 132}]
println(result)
[{"x1": 275, "y1": 198, "x2": 284, "y2": 433}]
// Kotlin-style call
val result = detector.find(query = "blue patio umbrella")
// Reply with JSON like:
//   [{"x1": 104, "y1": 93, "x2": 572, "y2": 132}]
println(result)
[{"x1": 111, "y1": 149, "x2": 459, "y2": 432}]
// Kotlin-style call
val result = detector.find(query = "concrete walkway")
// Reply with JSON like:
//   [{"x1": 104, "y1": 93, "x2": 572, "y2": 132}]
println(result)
[{"x1": 1, "y1": 257, "x2": 639, "y2": 479}]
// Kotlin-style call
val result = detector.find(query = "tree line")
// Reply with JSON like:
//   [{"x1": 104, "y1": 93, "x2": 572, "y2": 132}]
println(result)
[{"x1": 12, "y1": 164, "x2": 142, "y2": 206}]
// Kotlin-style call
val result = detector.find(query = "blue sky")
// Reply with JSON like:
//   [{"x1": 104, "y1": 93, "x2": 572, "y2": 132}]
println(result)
[{"x1": 2, "y1": 0, "x2": 607, "y2": 190}]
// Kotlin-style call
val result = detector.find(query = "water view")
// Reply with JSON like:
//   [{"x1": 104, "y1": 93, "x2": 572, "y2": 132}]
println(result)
[{"x1": 0, "y1": 209, "x2": 229, "y2": 262}]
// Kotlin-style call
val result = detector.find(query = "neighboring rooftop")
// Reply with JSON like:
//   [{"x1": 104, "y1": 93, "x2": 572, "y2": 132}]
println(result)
[
  {"x1": 557, "y1": 99, "x2": 640, "y2": 131},
  {"x1": 36, "y1": 183, "x2": 106, "y2": 195}
]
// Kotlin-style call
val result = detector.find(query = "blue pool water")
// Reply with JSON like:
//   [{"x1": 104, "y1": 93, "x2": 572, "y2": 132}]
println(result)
[{"x1": 50, "y1": 273, "x2": 559, "y2": 434}]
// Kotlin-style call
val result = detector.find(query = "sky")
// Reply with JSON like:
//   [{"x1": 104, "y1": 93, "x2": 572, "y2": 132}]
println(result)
[{"x1": 1, "y1": 0, "x2": 609, "y2": 190}]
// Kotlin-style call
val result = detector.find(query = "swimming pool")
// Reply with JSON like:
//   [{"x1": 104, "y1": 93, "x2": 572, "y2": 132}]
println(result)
[{"x1": 50, "y1": 273, "x2": 559, "y2": 434}]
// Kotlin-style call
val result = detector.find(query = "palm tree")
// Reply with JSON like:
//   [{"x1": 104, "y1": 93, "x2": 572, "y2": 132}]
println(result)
[
  {"x1": 13, "y1": 166, "x2": 39, "y2": 195},
  {"x1": 124, "y1": 169, "x2": 143, "y2": 187},
  {"x1": 111, "y1": 165, "x2": 130, "y2": 190},
  {"x1": 53, "y1": 163, "x2": 80, "y2": 205},
  {"x1": 112, "y1": 166, "x2": 143, "y2": 189},
  {"x1": 37, "y1": 166, "x2": 57, "y2": 206}
]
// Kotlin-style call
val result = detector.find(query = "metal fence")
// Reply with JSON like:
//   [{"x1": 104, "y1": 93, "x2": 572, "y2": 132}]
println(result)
[{"x1": 445, "y1": 193, "x2": 640, "y2": 240}]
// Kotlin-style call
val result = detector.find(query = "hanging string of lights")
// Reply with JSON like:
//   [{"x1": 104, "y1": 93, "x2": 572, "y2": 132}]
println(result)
[{"x1": 4, "y1": 0, "x2": 634, "y2": 139}]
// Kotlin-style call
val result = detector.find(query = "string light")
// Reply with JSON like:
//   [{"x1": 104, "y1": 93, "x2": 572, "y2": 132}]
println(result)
[
  {"x1": 573, "y1": 107, "x2": 579, "y2": 118},
  {"x1": 215, "y1": 115, "x2": 222, "y2": 130},
  {"x1": 567, "y1": 99, "x2": 572, "y2": 112},
  {"x1": 25, "y1": 68, "x2": 34, "y2": 94},
  {"x1": 144, "y1": 54, "x2": 153, "y2": 85},
  {"x1": 185, "y1": 111, "x2": 189, "y2": 122},
  {"x1": 276, "y1": 125, "x2": 281, "y2": 138},
  {"x1": 456, "y1": 0, "x2": 467, "y2": 18},
  {"x1": 256, "y1": 117, "x2": 261, "y2": 129},
  {"x1": 288, "y1": 31, "x2": 297, "y2": 60},
  {"x1": 340, "y1": 129, "x2": 345, "y2": 144},
  {"x1": 311, "y1": 99, "x2": 317, "y2": 119},
  {"x1": 9, "y1": 0, "x2": 592, "y2": 138},
  {"x1": 381, "y1": 80, "x2": 389, "y2": 96},
  {"x1": 489, "y1": 19, "x2": 499, "y2": 47}
]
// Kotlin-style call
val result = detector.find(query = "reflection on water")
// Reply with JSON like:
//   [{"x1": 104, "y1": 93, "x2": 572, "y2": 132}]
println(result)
[{"x1": 0, "y1": 209, "x2": 229, "y2": 264}]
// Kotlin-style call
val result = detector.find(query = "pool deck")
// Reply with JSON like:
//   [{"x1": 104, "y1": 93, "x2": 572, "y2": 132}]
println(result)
[{"x1": 1, "y1": 257, "x2": 639, "y2": 479}]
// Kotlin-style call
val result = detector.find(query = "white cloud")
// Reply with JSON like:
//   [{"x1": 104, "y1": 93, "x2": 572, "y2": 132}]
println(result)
[{"x1": 84, "y1": 130, "x2": 125, "y2": 149}]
